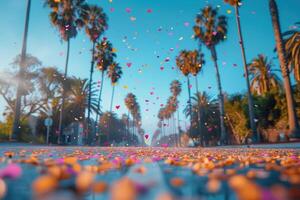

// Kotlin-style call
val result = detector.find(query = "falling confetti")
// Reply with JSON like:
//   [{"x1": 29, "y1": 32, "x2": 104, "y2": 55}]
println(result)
[{"x1": 125, "y1": 8, "x2": 131, "y2": 13}]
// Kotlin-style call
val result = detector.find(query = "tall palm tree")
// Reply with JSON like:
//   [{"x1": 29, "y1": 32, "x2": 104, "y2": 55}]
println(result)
[
  {"x1": 11, "y1": 0, "x2": 31, "y2": 140},
  {"x1": 94, "y1": 39, "x2": 116, "y2": 124},
  {"x1": 187, "y1": 50, "x2": 204, "y2": 139},
  {"x1": 283, "y1": 23, "x2": 300, "y2": 83},
  {"x1": 249, "y1": 54, "x2": 282, "y2": 95},
  {"x1": 45, "y1": 0, "x2": 86, "y2": 143},
  {"x1": 224, "y1": 0, "x2": 258, "y2": 142},
  {"x1": 170, "y1": 80, "x2": 182, "y2": 145},
  {"x1": 81, "y1": 5, "x2": 107, "y2": 131},
  {"x1": 157, "y1": 108, "x2": 165, "y2": 138},
  {"x1": 125, "y1": 93, "x2": 137, "y2": 142},
  {"x1": 193, "y1": 6, "x2": 228, "y2": 144},
  {"x1": 269, "y1": 0, "x2": 300, "y2": 137},
  {"x1": 176, "y1": 50, "x2": 193, "y2": 137},
  {"x1": 107, "y1": 62, "x2": 123, "y2": 112}
]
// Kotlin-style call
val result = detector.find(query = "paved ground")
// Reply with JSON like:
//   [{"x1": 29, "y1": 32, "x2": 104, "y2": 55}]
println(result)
[{"x1": 0, "y1": 144, "x2": 300, "y2": 200}]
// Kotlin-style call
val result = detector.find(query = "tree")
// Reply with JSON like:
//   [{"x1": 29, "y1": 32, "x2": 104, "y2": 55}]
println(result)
[
  {"x1": 176, "y1": 50, "x2": 193, "y2": 138},
  {"x1": 11, "y1": 0, "x2": 31, "y2": 140},
  {"x1": 283, "y1": 22, "x2": 300, "y2": 83},
  {"x1": 81, "y1": 4, "x2": 107, "y2": 134},
  {"x1": 67, "y1": 78, "x2": 100, "y2": 122},
  {"x1": 187, "y1": 50, "x2": 204, "y2": 138},
  {"x1": 224, "y1": 94, "x2": 250, "y2": 144},
  {"x1": 249, "y1": 54, "x2": 282, "y2": 95},
  {"x1": 269, "y1": 0, "x2": 300, "y2": 137},
  {"x1": 170, "y1": 80, "x2": 182, "y2": 145},
  {"x1": 193, "y1": 6, "x2": 228, "y2": 144},
  {"x1": 125, "y1": 93, "x2": 137, "y2": 141},
  {"x1": 99, "y1": 111, "x2": 126, "y2": 144},
  {"x1": 184, "y1": 92, "x2": 219, "y2": 145},
  {"x1": 94, "y1": 39, "x2": 116, "y2": 124},
  {"x1": 224, "y1": 0, "x2": 258, "y2": 142},
  {"x1": 107, "y1": 62, "x2": 123, "y2": 112},
  {"x1": 45, "y1": 0, "x2": 86, "y2": 143},
  {"x1": 2, "y1": 55, "x2": 44, "y2": 140},
  {"x1": 124, "y1": 93, "x2": 142, "y2": 145}
]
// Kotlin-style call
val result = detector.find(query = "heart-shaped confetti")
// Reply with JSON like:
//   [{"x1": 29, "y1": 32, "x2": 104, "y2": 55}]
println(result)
[{"x1": 125, "y1": 8, "x2": 131, "y2": 13}]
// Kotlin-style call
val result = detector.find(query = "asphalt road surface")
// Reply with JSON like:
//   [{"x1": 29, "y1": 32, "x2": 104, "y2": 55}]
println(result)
[{"x1": 0, "y1": 144, "x2": 300, "y2": 200}]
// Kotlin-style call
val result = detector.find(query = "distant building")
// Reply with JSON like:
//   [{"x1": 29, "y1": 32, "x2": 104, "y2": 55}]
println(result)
[{"x1": 63, "y1": 122, "x2": 85, "y2": 145}]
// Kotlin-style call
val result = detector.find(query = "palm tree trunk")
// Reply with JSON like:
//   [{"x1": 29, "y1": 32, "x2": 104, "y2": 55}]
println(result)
[
  {"x1": 95, "y1": 71, "x2": 105, "y2": 129},
  {"x1": 177, "y1": 110, "x2": 181, "y2": 146},
  {"x1": 11, "y1": 0, "x2": 31, "y2": 141},
  {"x1": 269, "y1": 0, "x2": 300, "y2": 138},
  {"x1": 107, "y1": 85, "x2": 116, "y2": 144},
  {"x1": 172, "y1": 114, "x2": 177, "y2": 147},
  {"x1": 234, "y1": 5, "x2": 258, "y2": 142},
  {"x1": 110, "y1": 85, "x2": 115, "y2": 112},
  {"x1": 127, "y1": 112, "x2": 130, "y2": 144},
  {"x1": 194, "y1": 75, "x2": 202, "y2": 144},
  {"x1": 210, "y1": 46, "x2": 227, "y2": 145},
  {"x1": 87, "y1": 41, "x2": 96, "y2": 144},
  {"x1": 58, "y1": 37, "x2": 70, "y2": 144},
  {"x1": 187, "y1": 76, "x2": 193, "y2": 138}
]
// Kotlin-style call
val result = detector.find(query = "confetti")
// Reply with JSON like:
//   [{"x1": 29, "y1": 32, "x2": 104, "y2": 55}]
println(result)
[{"x1": 125, "y1": 8, "x2": 132, "y2": 13}]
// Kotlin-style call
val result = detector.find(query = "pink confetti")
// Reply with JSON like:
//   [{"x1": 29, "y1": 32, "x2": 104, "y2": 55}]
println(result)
[
  {"x1": 147, "y1": 9, "x2": 152, "y2": 13},
  {"x1": 0, "y1": 164, "x2": 22, "y2": 179},
  {"x1": 125, "y1": 8, "x2": 132, "y2": 13}
]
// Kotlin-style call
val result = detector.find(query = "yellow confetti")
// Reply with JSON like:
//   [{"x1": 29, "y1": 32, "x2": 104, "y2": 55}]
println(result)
[
  {"x1": 123, "y1": 85, "x2": 128, "y2": 89},
  {"x1": 227, "y1": 10, "x2": 232, "y2": 14}
]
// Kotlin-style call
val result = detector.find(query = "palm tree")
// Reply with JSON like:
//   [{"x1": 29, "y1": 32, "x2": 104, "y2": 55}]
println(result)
[
  {"x1": 176, "y1": 50, "x2": 193, "y2": 137},
  {"x1": 11, "y1": 0, "x2": 31, "y2": 140},
  {"x1": 269, "y1": 0, "x2": 300, "y2": 137},
  {"x1": 107, "y1": 62, "x2": 123, "y2": 112},
  {"x1": 184, "y1": 91, "x2": 219, "y2": 145},
  {"x1": 45, "y1": 0, "x2": 86, "y2": 143},
  {"x1": 94, "y1": 39, "x2": 116, "y2": 124},
  {"x1": 224, "y1": 0, "x2": 258, "y2": 142},
  {"x1": 249, "y1": 54, "x2": 282, "y2": 95},
  {"x1": 157, "y1": 108, "x2": 165, "y2": 138},
  {"x1": 188, "y1": 50, "x2": 204, "y2": 139},
  {"x1": 67, "y1": 78, "x2": 100, "y2": 121},
  {"x1": 67, "y1": 78, "x2": 100, "y2": 144},
  {"x1": 283, "y1": 23, "x2": 300, "y2": 82},
  {"x1": 125, "y1": 93, "x2": 137, "y2": 142},
  {"x1": 81, "y1": 4, "x2": 107, "y2": 132},
  {"x1": 193, "y1": 6, "x2": 228, "y2": 144},
  {"x1": 170, "y1": 80, "x2": 182, "y2": 145}
]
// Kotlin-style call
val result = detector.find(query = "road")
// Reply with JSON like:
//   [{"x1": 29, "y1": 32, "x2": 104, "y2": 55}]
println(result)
[{"x1": 0, "y1": 144, "x2": 300, "y2": 200}]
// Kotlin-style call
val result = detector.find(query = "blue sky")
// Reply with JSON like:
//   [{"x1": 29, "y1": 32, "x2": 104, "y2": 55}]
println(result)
[{"x1": 0, "y1": 0, "x2": 299, "y2": 138}]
